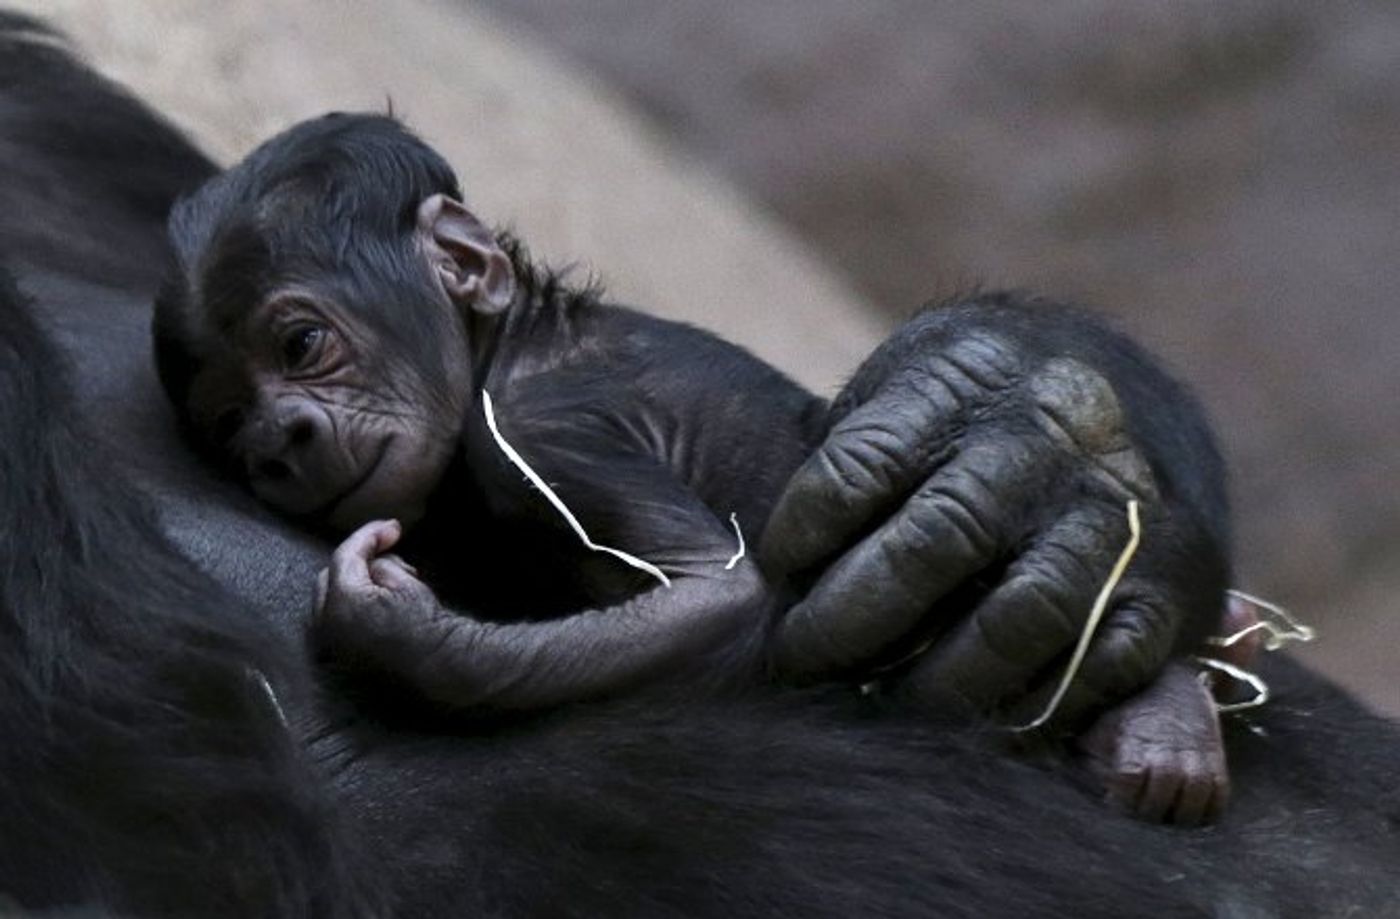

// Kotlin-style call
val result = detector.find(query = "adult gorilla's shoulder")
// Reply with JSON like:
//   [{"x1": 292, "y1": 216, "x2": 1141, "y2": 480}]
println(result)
[
  {"x1": 0, "y1": 12, "x2": 215, "y2": 291},
  {"x1": 1, "y1": 14, "x2": 1397, "y2": 917}
]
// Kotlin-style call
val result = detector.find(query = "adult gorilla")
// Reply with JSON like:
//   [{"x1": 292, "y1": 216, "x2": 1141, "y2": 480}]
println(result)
[{"x1": 1, "y1": 14, "x2": 1397, "y2": 918}]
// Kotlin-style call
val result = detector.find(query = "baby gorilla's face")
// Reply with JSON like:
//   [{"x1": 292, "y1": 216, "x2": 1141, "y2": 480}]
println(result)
[{"x1": 183, "y1": 287, "x2": 472, "y2": 533}]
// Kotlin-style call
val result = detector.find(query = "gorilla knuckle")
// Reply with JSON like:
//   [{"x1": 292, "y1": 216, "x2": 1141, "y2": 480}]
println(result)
[
  {"x1": 804, "y1": 437, "x2": 877, "y2": 508},
  {"x1": 1036, "y1": 529, "x2": 1109, "y2": 589},
  {"x1": 821, "y1": 414, "x2": 924, "y2": 500},
  {"x1": 1027, "y1": 359, "x2": 1157, "y2": 500},
  {"x1": 943, "y1": 330, "x2": 1021, "y2": 379},
  {"x1": 899, "y1": 484, "x2": 995, "y2": 559},
  {"x1": 974, "y1": 579, "x2": 1076, "y2": 667},
  {"x1": 1029, "y1": 359, "x2": 1121, "y2": 443},
  {"x1": 1012, "y1": 572, "x2": 1081, "y2": 639}
]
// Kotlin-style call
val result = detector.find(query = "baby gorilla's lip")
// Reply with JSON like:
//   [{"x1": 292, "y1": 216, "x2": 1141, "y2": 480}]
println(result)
[{"x1": 311, "y1": 439, "x2": 392, "y2": 522}]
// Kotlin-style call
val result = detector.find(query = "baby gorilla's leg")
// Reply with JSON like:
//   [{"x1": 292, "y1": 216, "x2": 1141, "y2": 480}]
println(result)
[{"x1": 1075, "y1": 661, "x2": 1228, "y2": 826}]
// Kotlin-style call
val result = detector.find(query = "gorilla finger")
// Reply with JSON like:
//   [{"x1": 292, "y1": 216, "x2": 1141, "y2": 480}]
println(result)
[
  {"x1": 1203, "y1": 771, "x2": 1230, "y2": 824},
  {"x1": 381, "y1": 553, "x2": 419, "y2": 577},
  {"x1": 760, "y1": 375, "x2": 963, "y2": 578},
  {"x1": 369, "y1": 555, "x2": 421, "y2": 591},
  {"x1": 1209, "y1": 592, "x2": 1263, "y2": 670},
  {"x1": 1103, "y1": 761, "x2": 1148, "y2": 814},
  {"x1": 1068, "y1": 593, "x2": 1176, "y2": 711},
  {"x1": 344, "y1": 519, "x2": 404, "y2": 559},
  {"x1": 899, "y1": 574, "x2": 1083, "y2": 713},
  {"x1": 895, "y1": 508, "x2": 1117, "y2": 710},
  {"x1": 330, "y1": 518, "x2": 403, "y2": 588},
  {"x1": 1008, "y1": 596, "x2": 1175, "y2": 730},
  {"x1": 773, "y1": 439, "x2": 1038, "y2": 680}
]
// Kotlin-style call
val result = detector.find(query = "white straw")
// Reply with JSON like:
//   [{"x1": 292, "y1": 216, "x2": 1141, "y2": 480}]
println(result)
[
  {"x1": 482, "y1": 390, "x2": 671, "y2": 588},
  {"x1": 724, "y1": 512, "x2": 746, "y2": 570},
  {"x1": 1193, "y1": 656, "x2": 1270, "y2": 713}
]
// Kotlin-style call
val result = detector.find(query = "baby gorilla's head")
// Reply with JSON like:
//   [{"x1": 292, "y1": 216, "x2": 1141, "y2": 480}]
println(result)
[{"x1": 154, "y1": 114, "x2": 516, "y2": 531}]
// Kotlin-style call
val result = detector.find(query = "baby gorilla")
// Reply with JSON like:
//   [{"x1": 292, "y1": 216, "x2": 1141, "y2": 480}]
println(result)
[
  {"x1": 154, "y1": 113, "x2": 1238, "y2": 823},
  {"x1": 155, "y1": 114, "x2": 818, "y2": 711}
]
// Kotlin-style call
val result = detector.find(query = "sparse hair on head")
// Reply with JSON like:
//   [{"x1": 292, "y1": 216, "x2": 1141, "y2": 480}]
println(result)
[{"x1": 154, "y1": 114, "x2": 465, "y2": 408}]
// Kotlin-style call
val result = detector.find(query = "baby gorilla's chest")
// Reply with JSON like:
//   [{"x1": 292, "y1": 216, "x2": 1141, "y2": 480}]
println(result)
[{"x1": 403, "y1": 508, "x2": 649, "y2": 624}]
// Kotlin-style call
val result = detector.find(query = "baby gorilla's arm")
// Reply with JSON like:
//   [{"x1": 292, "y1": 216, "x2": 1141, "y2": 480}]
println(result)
[{"x1": 316, "y1": 509, "x2": 769, "y2": 712}]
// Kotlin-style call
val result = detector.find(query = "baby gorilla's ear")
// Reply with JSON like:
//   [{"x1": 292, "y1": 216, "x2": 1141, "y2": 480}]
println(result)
[{"x1": 417, "y1": 194, "x2": 516, "y2": 315}]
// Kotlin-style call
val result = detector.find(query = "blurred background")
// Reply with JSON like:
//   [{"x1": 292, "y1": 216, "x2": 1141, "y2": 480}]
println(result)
[{"x1": 22, "y1": 0, "x2": 1398, "y2": 713}]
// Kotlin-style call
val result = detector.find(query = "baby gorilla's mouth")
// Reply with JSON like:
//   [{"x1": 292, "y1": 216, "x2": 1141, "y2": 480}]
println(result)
[{"x1": 311, "y1": 438, "x2": 392, "y2": 523}]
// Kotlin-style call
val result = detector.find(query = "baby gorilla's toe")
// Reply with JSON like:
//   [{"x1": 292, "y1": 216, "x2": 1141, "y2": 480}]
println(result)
[{"x1": 1109, "y1": 743, "x2": 1228, "y2": 826}]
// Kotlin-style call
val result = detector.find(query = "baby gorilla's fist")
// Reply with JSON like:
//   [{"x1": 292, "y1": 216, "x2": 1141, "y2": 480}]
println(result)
[{"x1": 313, "y1": 519, "x2": 454, "y2": 680}]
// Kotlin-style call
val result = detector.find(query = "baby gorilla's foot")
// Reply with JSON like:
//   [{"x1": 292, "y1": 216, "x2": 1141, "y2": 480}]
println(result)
[{"x1": 1076, "y1": 661, "x2": 1228, "y2": 826}]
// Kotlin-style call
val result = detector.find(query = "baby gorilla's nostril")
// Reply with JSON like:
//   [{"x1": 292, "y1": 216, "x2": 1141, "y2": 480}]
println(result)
[
  {"x1": 289, "y1": 419, "x2": 315, "y2": 447},
  {"x1": 256, "y1": 459, "x2": 292, "y2": 482}
]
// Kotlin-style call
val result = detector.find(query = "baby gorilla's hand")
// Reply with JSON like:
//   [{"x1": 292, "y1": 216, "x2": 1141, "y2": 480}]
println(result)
[{"x1": 313, "y1": 519, "x2": 455, "y2": 677}]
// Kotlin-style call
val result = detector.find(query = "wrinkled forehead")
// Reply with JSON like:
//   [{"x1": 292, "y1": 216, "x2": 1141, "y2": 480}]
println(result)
[
  {"x1": 179, "y1": 289, "x2": 380, "y2": 418},
  {"x1": 172, "y1": 180, "x2": 455, "y2": 389},
  {"x1": 186, "y1": 248, "x2": 447, "y2": 384},
  {"x1": 194, "y1": 214, "x2": 387, "y2": 332}
]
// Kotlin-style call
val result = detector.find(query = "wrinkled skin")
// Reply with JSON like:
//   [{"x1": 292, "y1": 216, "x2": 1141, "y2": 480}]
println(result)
[
  {"x1": 169, "y1": 198, "x2": 484, "y2": 535},
  {"x1": 761, "y1": 295, "x2": 1230, "y2": 732},
  {"x1": 197, "y1": 293, "x2": 469, "y2": 531}
]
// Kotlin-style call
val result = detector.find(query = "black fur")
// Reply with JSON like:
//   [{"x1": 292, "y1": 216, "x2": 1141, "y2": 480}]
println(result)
[
  {"x1": 0, "y1": 13, "x2": 215, "y2": 292},
  {"x1": 0, "y1": 266, "x2": 375, "y2": 916}
]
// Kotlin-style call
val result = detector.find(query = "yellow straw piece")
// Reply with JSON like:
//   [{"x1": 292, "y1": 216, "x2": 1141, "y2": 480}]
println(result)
[{"x1": 1016, "y1": 499, "x2": 1142, "y2": 732}]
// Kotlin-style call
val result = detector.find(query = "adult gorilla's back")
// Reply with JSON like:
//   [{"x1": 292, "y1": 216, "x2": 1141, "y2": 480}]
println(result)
[{"x1": 0, "y1": 15, "x2": 1396, "y2": 917}]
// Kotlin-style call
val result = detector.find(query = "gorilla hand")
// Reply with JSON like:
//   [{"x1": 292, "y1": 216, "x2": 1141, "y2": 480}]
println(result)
[
  {"x1": 760, "y1": 293, "x2": 1230, "y2": 730},
  {"x1": 313, "y1": 519, "x2": 458, "y2": 679}
]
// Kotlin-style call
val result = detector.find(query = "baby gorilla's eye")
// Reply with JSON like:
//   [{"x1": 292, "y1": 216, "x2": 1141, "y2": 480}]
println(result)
[{"x1": 282, "y1": 324, "x2": 326, "y2": 370}]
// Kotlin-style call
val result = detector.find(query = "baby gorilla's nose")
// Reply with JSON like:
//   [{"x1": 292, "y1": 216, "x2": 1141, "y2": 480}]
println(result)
[
  {"x1": 241, "y1": 399, "x2": 333, "y2": 512},
  {"x1": 246, "y1": 411, "x2": 316, "y2": 468},
  {"x1": 289, "y1": 417, "x2": 316, "y2": 447}
]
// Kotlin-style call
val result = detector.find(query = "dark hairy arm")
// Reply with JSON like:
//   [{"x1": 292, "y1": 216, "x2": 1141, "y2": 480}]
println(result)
[
  {"x1": 761, "y1": 292, "x2": 1230, "y2": 728},
  {"x1": 315, "y1": 520, "x2": 765, "y2": 711},
  {"x1": 315, "y1": 396, "x2": 773, "y2": 713}
]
